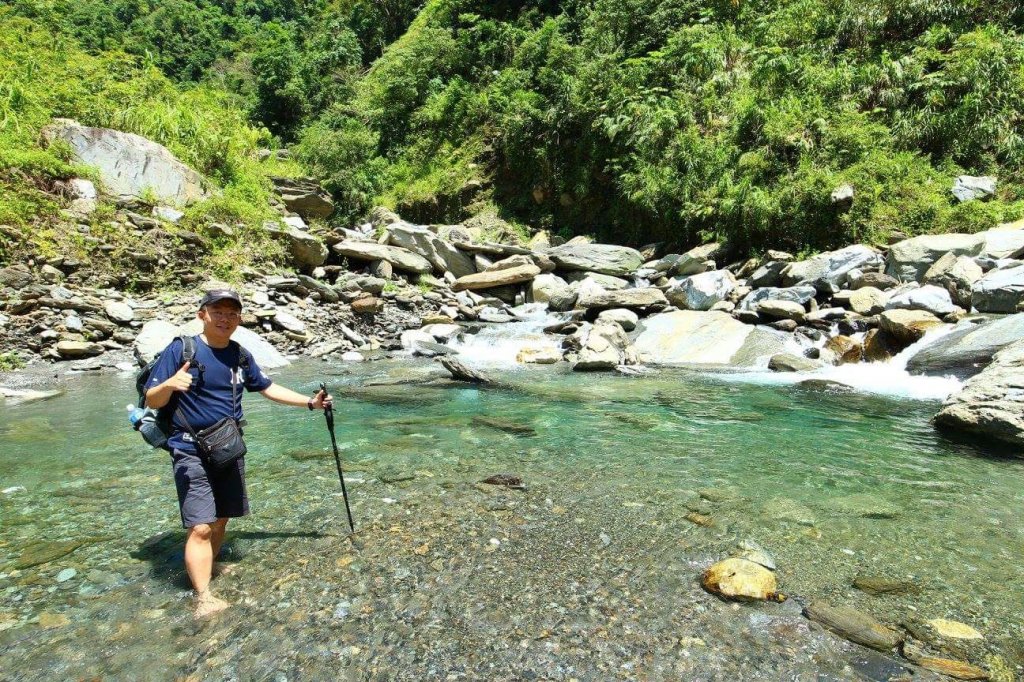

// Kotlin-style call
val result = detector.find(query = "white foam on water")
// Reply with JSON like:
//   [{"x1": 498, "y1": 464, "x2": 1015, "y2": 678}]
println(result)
[
  {"x1": 447, "y1": 304, "x2": 566, "y2": 369},
  {"x1": 717, "y1": 325, "x2": 964, "y2": 401}
]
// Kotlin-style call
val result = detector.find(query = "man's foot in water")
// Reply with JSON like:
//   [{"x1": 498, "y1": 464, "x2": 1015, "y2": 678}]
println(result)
[{"x1": 193, "y1": 590, "x2": 230, "y2": 618}]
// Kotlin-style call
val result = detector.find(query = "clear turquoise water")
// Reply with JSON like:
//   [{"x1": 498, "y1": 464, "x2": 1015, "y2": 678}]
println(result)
[{"x1": 1, "y1": 359, "x2": 1022, "y2": 678}]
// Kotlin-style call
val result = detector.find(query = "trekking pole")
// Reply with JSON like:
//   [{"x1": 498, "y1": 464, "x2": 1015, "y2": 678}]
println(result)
[{"x1": 320, "y1": 382, "x2": 355, "y2": 533}]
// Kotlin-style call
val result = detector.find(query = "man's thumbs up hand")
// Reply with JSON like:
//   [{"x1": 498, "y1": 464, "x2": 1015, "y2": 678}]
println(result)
[{"x1": 167, "y1": 361, "x2": 194, "y2": 392}]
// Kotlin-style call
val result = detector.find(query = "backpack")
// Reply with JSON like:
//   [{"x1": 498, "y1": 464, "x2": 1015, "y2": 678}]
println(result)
[{"x1": 132, "y1": 335, "x2": 251, "y2": 450}]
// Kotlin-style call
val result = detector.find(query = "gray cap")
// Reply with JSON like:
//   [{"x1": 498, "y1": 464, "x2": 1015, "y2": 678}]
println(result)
[{"x1": 199, "y1": 289, "x2": 243, "y2": 309}]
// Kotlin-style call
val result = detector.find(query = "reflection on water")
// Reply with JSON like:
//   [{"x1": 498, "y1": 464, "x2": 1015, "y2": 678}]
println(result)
[{"x1": 0, "y1": 359, "x2": 1022, "y2": 678}]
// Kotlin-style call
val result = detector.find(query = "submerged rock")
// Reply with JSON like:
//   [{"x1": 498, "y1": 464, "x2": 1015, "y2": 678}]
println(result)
[
  {"x1": 852, "y1": 575, "x2": 920, "y2": 596},
  {"x1": 701, "y1": 558, "x2": 782, "y2": 602},
  {"x1": 802, "y1": 602, "x2": 902, "y2": 651}
]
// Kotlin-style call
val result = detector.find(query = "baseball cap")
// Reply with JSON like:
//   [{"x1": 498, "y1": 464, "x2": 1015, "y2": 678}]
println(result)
[{"x1": 199, "y1": 288, "x2": 243, "y2": 309}]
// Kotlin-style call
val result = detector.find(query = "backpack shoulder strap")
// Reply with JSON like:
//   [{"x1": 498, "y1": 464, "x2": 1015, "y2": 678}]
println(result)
[{"x1": 229, "y1": 340, "x2": 252, "y2": 370}]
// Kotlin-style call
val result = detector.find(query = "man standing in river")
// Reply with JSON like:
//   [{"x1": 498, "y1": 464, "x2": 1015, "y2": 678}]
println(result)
[{"x1": 145, "y1": 289, "x2": 332, "y2": 617}]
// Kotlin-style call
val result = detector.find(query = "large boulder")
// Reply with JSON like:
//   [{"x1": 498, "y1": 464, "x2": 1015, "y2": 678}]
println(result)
[
  {"x1": 632, "y1": 310, "x2": 787, "y2": 366},
  {"x1": 452, "y1": 263, "x2": 540, "y2": 292},
  {"x1": 923, "y1": 253, "x2": 983, "y2": 308},
  {"x1": 546, "y1": 243, "x2": 643, "y2": 276},
  {"x1": 907, "y1": 314, "x2": 1024, "y2": 377},
  {"x1": 41, "y1": 119, "x2": 207, "y2": 205},
  {"x1": 563, "y1": 271, "x2": 630, "y2": 290},
  {"x1": 781, "y1": 244, "x2": 882, "y2": 293},
  {"x1": 668, "y1": 243, "x2": 721, "y2": 277},
  {"x1": 738, "y1": 286, "x2": 816, "y2": 311},
  {"x1": 268, "y1": 223, "x2": 328, "y2": 269},
  {"x1": 665, "y1": 270, "x2": 735, "y2": 311},
  {"x1": 979, "y1": 219, "x2": 1024, "y2": 258},
  {"x1": 885, "y1": 233, "x2": 985, "y2": 282},
  {"x1": 878, "y1": 309, "x2": 944, "y2": 345},
  {"x1": 333, "y1": 240, "x2": 432, "y2": 274},
  {"x1": 386, "y1": 223, "x2": 476, "y2": 278},
  {"x1": 971, "y1": 263, "x2": 1024, "y2": 313},
  {"x1": 135, "y1": 319, "x2": 289, "y2": 369},
  {"x1": 576, "y1": 287, "x2": 668, "y2": 311},
  {"x1": 952, "y1": 175, "x2": 996, "y2": 202},
  {"x1": 933, "y1": 339, "x2": 1024, "y2": 447},
  {"x1": 531, "y1": 273, "x2": 576, "y2": 311},
  {"x1": 270, "y1": 176, "x2": 334, "y2": 219},
  {"x1": 885, "y1": 284, "x2": 957, "y2": 316},
  {"x1": 573, "y1": 320, "x2": 633, "y2": 371},
  {"x1": 848, "y1": 287, "x2": 889, "y2": 315}
]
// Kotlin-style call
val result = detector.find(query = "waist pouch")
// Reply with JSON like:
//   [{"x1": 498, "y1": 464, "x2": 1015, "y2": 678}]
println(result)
[{"x1": 193, "y1": 417, "x2": 247, "y2": 469}]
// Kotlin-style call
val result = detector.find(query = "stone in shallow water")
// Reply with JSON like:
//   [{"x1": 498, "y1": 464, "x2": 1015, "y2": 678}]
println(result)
[
  {"x1": 55, "y1": 568, "x2": 77, "y2": 583},
  {"x1": 802, "y1": 602, "x2": 902, "y2": 651},
  {"x1": 830, "y1": 493, "x2": 901, "y2": 519},
  {"x1": 926, "y1": 618, "x2": 983, "y2": 640},
  {"x1": 701, "y1": 558, "x2": 781, "y2": 602},
  {"x1": 852, "y1": 575, "x2": 919, "y2": 596},
  {"x1": 762, "y1": 498, "x2": 816, "y2": 526},
  {"x1": 471, "y1": 416, "x2": 536, "y2": 436}
]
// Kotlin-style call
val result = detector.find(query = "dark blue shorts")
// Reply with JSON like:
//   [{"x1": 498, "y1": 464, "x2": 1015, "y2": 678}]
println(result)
[{"x1": 171, "y1": 449, "x2": 250, "y2": 528}]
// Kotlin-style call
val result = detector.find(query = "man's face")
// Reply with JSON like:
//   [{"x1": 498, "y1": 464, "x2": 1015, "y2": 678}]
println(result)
[{"x1": 199, "y1": 300, "x2": 242, "y2": 340}]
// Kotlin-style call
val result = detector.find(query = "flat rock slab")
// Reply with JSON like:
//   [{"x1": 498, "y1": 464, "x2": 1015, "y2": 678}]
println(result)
[
  {"x1": 576, "y1": 287, "x2": 667, "y2": 310},
  {"x1": 803, "y1": 601, "x2": 902, "y2": 651},
  {"x1": 546, "y1": 244, "x2": 643, "y2": 276},
  {"x1": 333, "y1": 240, "x2": 432, "y2": 274},
  {"x1": 42, "y1": 119, "x2": 208, "y2": 205},
  {"x1": 452, "y1": 264, "x2": 539, "y2": 291},
  {"x1": 633, "y1": 310, "x2": 787, "y2": 367},
  {"x1": 934, "y1": 339, "x2": 1024, "y2": 447}
]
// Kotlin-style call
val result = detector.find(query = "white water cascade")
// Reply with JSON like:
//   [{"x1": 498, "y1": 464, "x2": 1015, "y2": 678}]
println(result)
[
  {"x1": 724, "y1": 325, "x2": 964, "y2": 401},
  {"x1": 447, "y1": 304, "x2": 569, "y2": 369}
]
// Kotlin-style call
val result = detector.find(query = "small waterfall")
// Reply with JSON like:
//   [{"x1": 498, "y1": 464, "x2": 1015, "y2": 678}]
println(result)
[
  {"x1": 722, "y1": 325, "x2": 964, "y2": 401},
  {"x1": 448, "y1": 304, "x2": 568, "y2": 369}
]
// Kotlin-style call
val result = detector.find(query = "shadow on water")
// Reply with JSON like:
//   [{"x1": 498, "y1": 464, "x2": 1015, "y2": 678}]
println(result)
[
  {"x1": 132, "y1": 530, "x2": 325, "y2": 587},
  {"x1": 931, "y1": 427, "x2": 1024, "y2": 462}
]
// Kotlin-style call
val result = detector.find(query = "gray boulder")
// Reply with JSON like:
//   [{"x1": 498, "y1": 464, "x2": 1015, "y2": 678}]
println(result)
[
  {"x1": 738, "y1": 285, "x2": 817, "y2": 311},
  {"x1": 269, "y1": 223, "x2": 328, "y2": 270},
  {"x1": 452, "y1": 263, "x2": 540, "y2": 292},
  {"x1": 934, "y1": 339, "x2": 1024, "y2": 447},
  {"x1": 576, "y1": 287, "x2": 668, "y2": 311},
  {"x1": 885, "y1": 233, "x2": 985, "y2": 282},
  {"x1": 386, "y1": 222, "x2": 476, "y2": 278},
  {"x1": 547, "y1": 243, "x2": 643, "y2": 276},
  {"x1": 769, "y1": 353, "x2": 823, "y2": 372},
  {"x1": 979, "y1": 221, "x2": 1024, "y2": 259},
  {"x1": 41, "y1": 119, "x2": 207, "y2": 205},
  {"x1": 137, "y1": 319, "x2": 289, "y2": 369},
  {"x1": 748, "y1": 261, "x2": 788, "y2": 288},
  {"x1": 333, "y1": 240, "x2": 432, "y2": 274},
  {"x1": 632, "y1": 310, "x2": 787, "y2": 366},
  {"x1": 574, "y1": 320, "x2": 634, "y2": 371},
  {"x1": 885, "y1": 285, "x2": 957, "y2": 316},
  {"x1": 669, "y1": 243, "x2": 721, "y2": 277},
  {"x1": 563, "y1": 271, "x2": 630, "y2": 290},
  {"x1": 271, "y1": 176, "x2": 334, "y2": 219},
  {"x1": 907, "y1": 314, "x2": 1024, "y2": 378},
  {"x1": 781, "y1": 244, "x2": 882, "y2": 293},
  {"x1": 666, "y1": 270, "x2": 735, "y2": 311},
  {"x1": 923, "y1": 253, "x2": 982, "y2": 308},
  {"x1": 952, "y1": 175, "x2": 997, "y2": 202},
  {"x1": 971, "y1": 263, "x2": 1024, "y2": 313},
  {"x1": 597, "y1": 308, "x2": 639, "y2": 332}
]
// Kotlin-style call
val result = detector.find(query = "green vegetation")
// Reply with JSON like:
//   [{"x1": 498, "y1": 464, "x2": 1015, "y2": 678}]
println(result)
[
  {"x1": 3, "y1": 0, "x2": 1024, "y2": 260},
  {"x1": 0, "y1": 351, "x2": 25, "y2": 371}
]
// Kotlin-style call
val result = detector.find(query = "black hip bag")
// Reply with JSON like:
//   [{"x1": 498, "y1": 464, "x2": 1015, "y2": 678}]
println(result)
[{"x1": 176, "y1": 366, "x2": 247, "y2": 469}]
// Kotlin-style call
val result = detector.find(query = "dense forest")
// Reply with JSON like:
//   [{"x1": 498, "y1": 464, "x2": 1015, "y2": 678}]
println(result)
[{"x1": 2, "y1": 0, "x2": 1023, "y2": 257}]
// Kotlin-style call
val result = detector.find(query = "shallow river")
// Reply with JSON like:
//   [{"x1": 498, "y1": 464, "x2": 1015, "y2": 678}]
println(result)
[{"x1": 1, "y1": 359, "x2": 1021, "y2": 680}]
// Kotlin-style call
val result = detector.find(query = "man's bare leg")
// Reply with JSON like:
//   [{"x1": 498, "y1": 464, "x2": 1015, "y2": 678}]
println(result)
[
  {"x1": 185, "y1": 522, "x2": 229, "y2": 617},
  {"x1": 210, "y1": 518, "x2": 235, "y2": 577}
]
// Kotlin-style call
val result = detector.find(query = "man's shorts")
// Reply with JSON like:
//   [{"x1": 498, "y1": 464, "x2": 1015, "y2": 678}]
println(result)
[{"x1": 171, "y1": 449, "x2": 250, "y2": 528}]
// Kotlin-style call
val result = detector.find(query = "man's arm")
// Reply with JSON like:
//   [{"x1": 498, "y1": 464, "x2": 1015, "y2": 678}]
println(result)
[{"x1": 260, "y1": 383, "x2": 332, "y2": 410}]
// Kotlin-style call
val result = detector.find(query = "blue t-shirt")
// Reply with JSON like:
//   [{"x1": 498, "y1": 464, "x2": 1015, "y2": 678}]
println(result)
[{"x1": 147, "y1": 336, "x2": 273, "y2": 453}]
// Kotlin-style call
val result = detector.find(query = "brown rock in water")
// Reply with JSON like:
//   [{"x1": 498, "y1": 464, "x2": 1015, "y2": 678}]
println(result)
[
  {"x1": 903, "y1": 644, "x2": 989, "y2": 680},
  {"x1": 440, "y1": 357, "x2": 492, "y2": 384},
  {"x1": 862, "y1": 328, "x2": 902, "y2": 362},
  {"x1": 803, "y1": 601, "x2": 902, "y2": 651},
  {"x1": 480, "y1": 474, "x2": 526, "y2": 490},
  {"x1": 822, "y1": 335, "x2": 862, "y2": 365},
  {"x1": 852, "y1": 575, "x2": 919, "y2": 596},
  {"x1": 701, "y1": 558, "x2": 782, "y2": 602},
  {"x1": 685, "y1": 512, "x2": 714, "y2": 527}
]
